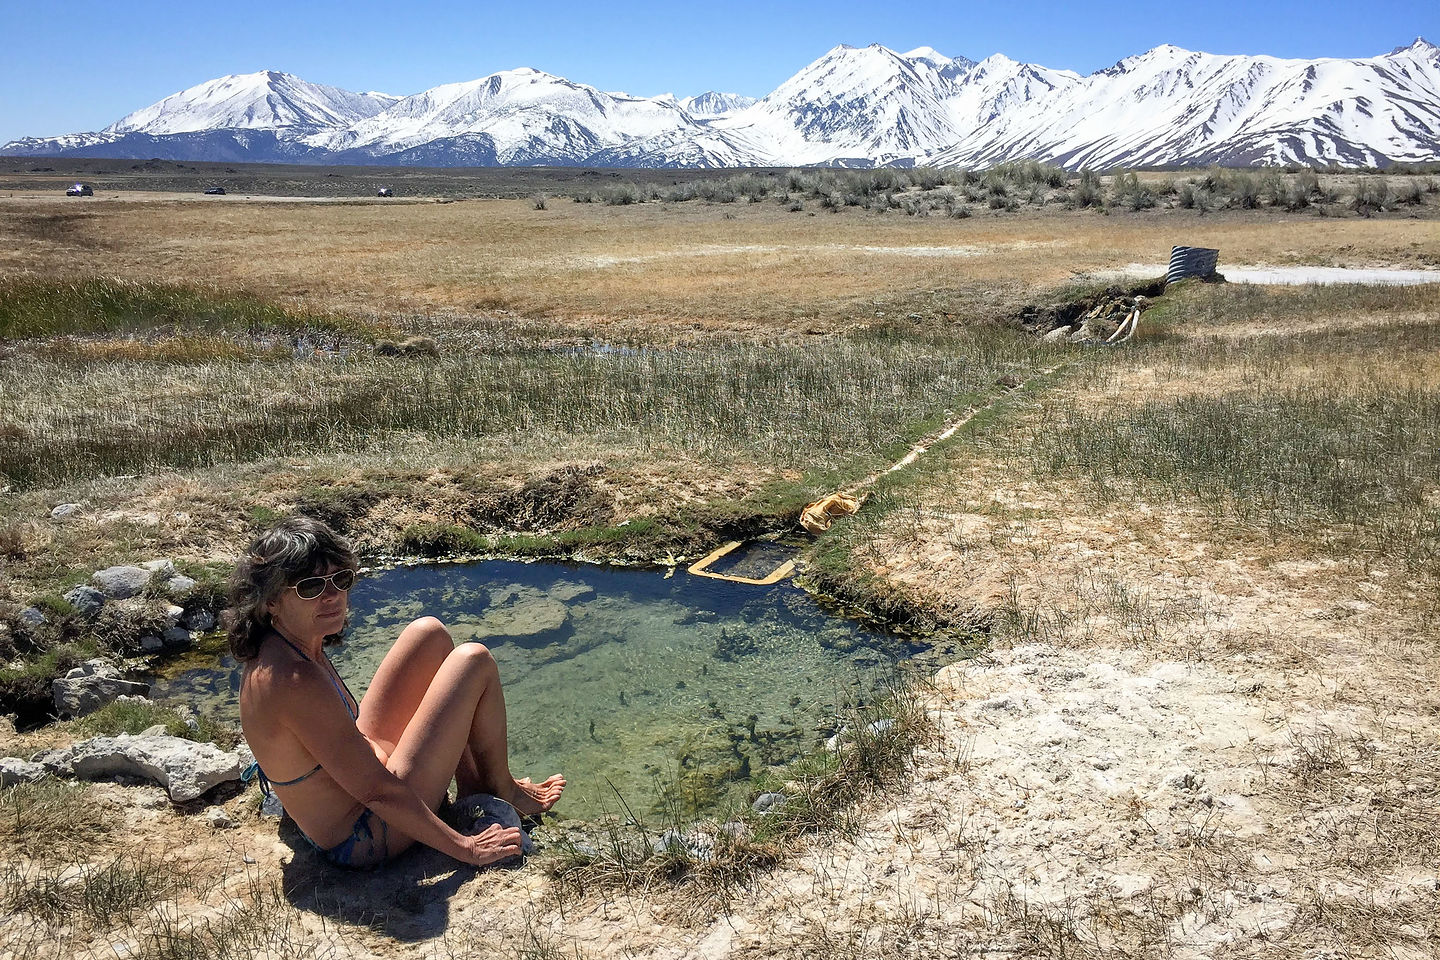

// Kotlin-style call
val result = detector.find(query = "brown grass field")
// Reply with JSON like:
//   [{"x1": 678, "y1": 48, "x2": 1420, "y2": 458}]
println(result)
[
  {"x1": 0, "y1": 167, "x2": 1438, "y2": 959},
  {"x1": 3, "y1": 178, "x2": 1437, "y2": 328}
]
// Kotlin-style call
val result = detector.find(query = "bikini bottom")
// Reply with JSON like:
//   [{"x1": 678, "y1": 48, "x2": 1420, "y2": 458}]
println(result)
[{"x1": 315, "y1": 808, "x2": 388, "y2": 869}]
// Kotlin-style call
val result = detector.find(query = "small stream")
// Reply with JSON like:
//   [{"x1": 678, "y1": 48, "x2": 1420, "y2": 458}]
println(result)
[{"x1": 153, "y1": 558, "x2": 927, "y2": 818}]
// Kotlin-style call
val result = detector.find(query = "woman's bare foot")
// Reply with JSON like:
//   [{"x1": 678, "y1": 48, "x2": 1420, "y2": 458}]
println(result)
[{"x1": 504, "y1": 774, "x2": 565, "y2": 816}]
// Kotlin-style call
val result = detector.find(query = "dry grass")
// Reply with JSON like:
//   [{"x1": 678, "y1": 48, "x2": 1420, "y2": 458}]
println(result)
[{"x1": 2, "y1": 194, "x2": 1436, "y2": 327}]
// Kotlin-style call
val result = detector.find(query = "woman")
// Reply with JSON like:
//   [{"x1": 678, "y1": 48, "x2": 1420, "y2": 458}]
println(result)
[{"x1": 228, "y1": 516, "x2": 563, "y2": 868}]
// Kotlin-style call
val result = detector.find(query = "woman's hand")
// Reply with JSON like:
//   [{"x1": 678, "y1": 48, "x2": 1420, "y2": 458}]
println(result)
[{"x1": 461, "y1": 823, "x2": 524, "y2": 867}]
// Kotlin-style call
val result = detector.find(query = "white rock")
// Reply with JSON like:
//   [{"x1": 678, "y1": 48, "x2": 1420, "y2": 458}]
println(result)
[
  {"x1": 140, "y1": 559, "x2": 176, "y2": 578},
  {"x1": 45, "y1": 733, "x2": 245, "y2": 802},
  {"x1": 0, "y1": 757, "x2": 47, "y2": 787},
  {"x1": 50, "y1": 503, "x2": 82, "y2": 519}
]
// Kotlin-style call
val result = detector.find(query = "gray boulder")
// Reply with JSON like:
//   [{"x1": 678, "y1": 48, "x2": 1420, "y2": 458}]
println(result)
[
  {"x1": 138, "y1": 635, "x2": 165, "y2": 654},
  {"x1": 452, "y1": 793, "x2": 533, "y2": 855},
  {"x1": 19, "y1": 607, "x2": 46, "y2": 628},
  {"x1": 182, "y1": 608, "x2": 217, "y2": 633},
  {"x1": 165, "y1": 575, "x2": 197, "y2": 598},
  {"x1": 1041, "y1": 325, "x2": 1074, "y2": 344},
  {"x1": 63, "y1": 585, "x2": 107, "y2": 617},
  {"x1": 651, "y1": 829, "x2": 713, "y2": 861},
  {"x1": 752, "y1": 791, "x2": 788, "y2": 815},
  {"x1": 52, "y1": 659, "x2": 151, "y2": 718},
  {"x1": 162, "y1": 604, "x2": 185, "y2": 628},
  {"x1": 91, "y1": 565, "x2": 151, "y2": 600},
  {"x1": 162, "y1": 626, "x2": 193, "y2": 648},
  {"x1": 1, "y1": 757, "x2": 46, "y2": 787},
  {"x1": 39, "y1": 733, "x2": 245, "y2": 802}
]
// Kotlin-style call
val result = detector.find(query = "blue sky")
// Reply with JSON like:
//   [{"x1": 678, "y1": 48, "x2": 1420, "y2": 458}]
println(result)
[{"x1": 2, "y1": 0, "x2": 1436, "y2": 144}]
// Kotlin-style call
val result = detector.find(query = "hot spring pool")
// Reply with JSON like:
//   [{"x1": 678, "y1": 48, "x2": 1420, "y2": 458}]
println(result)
[{"x1": 154, "y1": 558, "x2": 918, "y2": 817}]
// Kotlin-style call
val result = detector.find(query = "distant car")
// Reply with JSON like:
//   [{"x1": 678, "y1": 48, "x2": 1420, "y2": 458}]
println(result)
[
  {"x1": 376, "y1": 187, "x2": 393, "y2": 197},
  {"x1": 65, "y1": 183, "x2": 93, "y2": 197},
  {"x1": 203, "y1": 186, "x2": 226, "y2": 195}
]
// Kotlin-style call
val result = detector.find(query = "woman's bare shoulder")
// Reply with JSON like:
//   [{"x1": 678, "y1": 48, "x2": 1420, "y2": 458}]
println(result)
[{"x1": 241, "y1": 642, "x2": 330, "y2": 712}]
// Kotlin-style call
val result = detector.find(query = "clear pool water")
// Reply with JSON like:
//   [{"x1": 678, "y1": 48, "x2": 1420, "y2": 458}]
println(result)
[{"x1": 154, "y1": 558, "x2": 912, "y2": 818}]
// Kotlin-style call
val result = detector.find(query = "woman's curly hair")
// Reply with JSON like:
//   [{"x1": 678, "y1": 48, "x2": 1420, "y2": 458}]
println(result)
[{"x1": 224, "y1": 516, "x2": 359, "y2": 661}]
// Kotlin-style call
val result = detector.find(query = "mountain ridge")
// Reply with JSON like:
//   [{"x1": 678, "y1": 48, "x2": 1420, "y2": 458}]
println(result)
[{"x1": 7, "y1": 39, "x2": 1438, "y2": 170}]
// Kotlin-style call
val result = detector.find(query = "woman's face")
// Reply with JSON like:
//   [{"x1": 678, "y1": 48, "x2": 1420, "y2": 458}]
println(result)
[{"x1": 265, "y1": 561, "x2": 351, "y2": 642}]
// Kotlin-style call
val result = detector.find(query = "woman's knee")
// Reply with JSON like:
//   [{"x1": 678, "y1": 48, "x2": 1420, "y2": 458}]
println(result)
[
  {"x1": 449, "y1": 640, "x2": 497, "y2": 677},
  {"x1": 402, "y1": 616, "x2": 454, "y2": 652}
]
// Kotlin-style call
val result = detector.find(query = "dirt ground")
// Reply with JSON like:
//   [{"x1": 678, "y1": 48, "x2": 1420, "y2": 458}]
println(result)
[{"x1": 1, "y1": 185, "x2": 1437, "y2": 958}]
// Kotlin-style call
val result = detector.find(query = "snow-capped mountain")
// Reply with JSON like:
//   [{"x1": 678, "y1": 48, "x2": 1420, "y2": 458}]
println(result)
[
  {"x1": 6, "y1": 39, "x2": 1438, "y2": 169},
  {"x1": 310, "y1": 68, "x2": 699, "y2": 165},
  {"x1": 2, "y1": 71, "x2": 399, "y2": 163},
  {"x1": 104, "y1": 71, "x2": 398, "y2": 136},
  {"x1": 710, "y1": 44, "x2": 980, "y2": 166},
  {"x1": 930, "y1": 38, "x2": 1440, "y2": 168},
  {"x1": 680, "y1": 92, "x2": 758, "y2": 117}
]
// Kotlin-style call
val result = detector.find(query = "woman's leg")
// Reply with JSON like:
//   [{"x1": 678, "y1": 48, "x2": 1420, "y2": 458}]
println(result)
[
  {"x1": 356, "y1": 617, "x2": 483, "y2": 794},
  {"x1": 374, "y1": 641, "x2": 564, "y2": 855}
]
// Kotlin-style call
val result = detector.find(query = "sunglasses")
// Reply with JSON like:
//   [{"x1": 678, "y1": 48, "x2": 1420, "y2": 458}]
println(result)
[{"x1": 288, "y1": 569, "x2": 357, "y2": 600}]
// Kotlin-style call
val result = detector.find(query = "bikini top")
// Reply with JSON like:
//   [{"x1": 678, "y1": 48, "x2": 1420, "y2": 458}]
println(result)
[{"x1": 242, "y1": 632, "x2": 359, "y2": 795}]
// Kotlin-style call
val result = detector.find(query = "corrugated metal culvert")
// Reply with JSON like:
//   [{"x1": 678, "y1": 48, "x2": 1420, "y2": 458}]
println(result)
[{"x1": 1167, "y1": 245, "x2": 1220, "y2": 284}]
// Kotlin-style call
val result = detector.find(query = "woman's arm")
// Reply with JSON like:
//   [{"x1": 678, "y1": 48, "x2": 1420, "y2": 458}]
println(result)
[{"x1": 276, "y1": 663, "x2": 520, "y2": 866}]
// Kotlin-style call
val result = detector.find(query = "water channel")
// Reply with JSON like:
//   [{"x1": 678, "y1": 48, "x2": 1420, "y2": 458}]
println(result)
[{"x1": 154, "y1": 557, "x2": 923, "y2": 819}]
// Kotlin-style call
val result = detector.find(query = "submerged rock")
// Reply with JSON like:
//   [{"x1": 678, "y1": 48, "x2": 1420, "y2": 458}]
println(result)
[
  {"x1": 453, "y1": 587, "x2": 570, "y2": 644},
  {"x1": 549, "y1": 581, "x2": 595, "y2": 603},
  {"x1": 36, "y1": 733, "x2": 245, "y2": 802}
]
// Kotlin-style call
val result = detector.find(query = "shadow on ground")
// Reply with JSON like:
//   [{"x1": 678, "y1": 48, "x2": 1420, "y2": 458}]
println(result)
[{"x1": 276, "y1": 819, "x2": 496, "y2": 940}]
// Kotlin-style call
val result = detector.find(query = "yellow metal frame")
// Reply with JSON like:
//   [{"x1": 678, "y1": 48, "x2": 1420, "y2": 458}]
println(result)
[{"x1": 686, "y1": 540, "x2": 796, "y2": 585}]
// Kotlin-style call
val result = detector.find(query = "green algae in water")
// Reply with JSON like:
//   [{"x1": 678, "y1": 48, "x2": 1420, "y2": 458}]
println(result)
[{"x1": 153, "y1": 559, "x2": 908, "y2": 819}]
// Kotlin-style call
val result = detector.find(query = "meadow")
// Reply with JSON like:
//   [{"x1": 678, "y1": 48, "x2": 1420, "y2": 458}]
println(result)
[{"x1": 1, "y1": 165, "x2": 1438, "y2": 958}]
